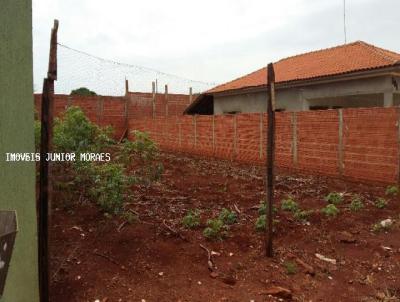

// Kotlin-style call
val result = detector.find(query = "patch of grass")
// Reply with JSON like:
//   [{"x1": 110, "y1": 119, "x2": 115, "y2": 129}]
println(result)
[
  {"x1": 182, "y1": 209, "x2": 201, "y2": 229},
  {"x1": 385, "y1": 185, "x2": 399, "y2": 196},
  {"x1": 350, "y1": 195, "x2": 364, "y2": 212},
  {"x1": 203, "y1": 218, "x2": 228, "y2": 240},
  {"x1": 375, "y1": 198, "x2": 387, "y2": 209},
  {"x1": 281, "y1": 196, "x2": 299, "y2": 212},
  {"x1": 219, "y1": 208, "x2": 237, "y2": 225},
  {"x1": 283, "y1": 261, "x2": 297, "y2": 275},
  {"x1": 324, "y1": 192, "x2": 343, "y2": 205},
  {"x1": 321, "y1": 204, "x2": 339, "y2": 217}
]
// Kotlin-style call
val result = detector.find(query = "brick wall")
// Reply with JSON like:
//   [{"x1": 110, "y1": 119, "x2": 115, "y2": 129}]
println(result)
[
  {"x1": 129, "y1": 108, "x2": 400, "y2": 184},
  {"x1": 34, "y1": 94, "x2": 400, "y2": 184}
]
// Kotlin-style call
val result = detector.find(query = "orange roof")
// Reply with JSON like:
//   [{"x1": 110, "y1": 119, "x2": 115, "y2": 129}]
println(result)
[{"x1": 208, "y1": 41, "x2": 400, "y2": 93}]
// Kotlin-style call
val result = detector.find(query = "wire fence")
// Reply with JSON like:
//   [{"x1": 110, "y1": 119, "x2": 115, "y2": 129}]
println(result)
[{"x1": 35, "y1": 43, "x2": 217, "y2": 96}]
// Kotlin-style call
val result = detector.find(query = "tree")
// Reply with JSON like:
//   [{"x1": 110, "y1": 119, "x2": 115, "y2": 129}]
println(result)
[{"x1": 70, "y1": 87, "x2": 97, "y2": 96}]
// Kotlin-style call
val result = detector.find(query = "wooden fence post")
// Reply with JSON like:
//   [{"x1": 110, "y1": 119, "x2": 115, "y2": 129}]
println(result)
[
  {"x1": 125, "y1": 79, "x2": 129, "y2": 95},
  {"x1": 189, "y1": 87, "x2": 193, "y2": 104},
  {"x1": 38, "y1": 19, "x2": 58, "y2": 302},
  {"x1": 265, "y1": 63, "x2": 276, "y2": 258}
]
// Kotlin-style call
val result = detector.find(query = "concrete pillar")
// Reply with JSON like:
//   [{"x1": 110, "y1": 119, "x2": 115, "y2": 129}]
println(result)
[
  {"x1": 291, "y1": 112, "x2": 298, "y2": 166},
  {"x1": 301, "y1": 98, "x2": 309, "y2": 111},
  {"x1": 384, "y1": 92, "x2": 394, "y2": 107}
]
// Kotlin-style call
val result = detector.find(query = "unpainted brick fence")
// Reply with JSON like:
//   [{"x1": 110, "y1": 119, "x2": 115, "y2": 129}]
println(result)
[{"x1": 34, "y1": 94, "x2": 400, "y2": 184}]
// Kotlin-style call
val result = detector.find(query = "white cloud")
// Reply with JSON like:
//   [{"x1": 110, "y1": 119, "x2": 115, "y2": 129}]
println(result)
[{"x1": 32, "y1": 0, "x2": 400, "y2": 94}]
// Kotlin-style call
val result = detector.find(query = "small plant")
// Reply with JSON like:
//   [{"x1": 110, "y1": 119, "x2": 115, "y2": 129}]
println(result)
[
  {"x1": 258, "y1": 202, "x2": 278, "y2": 215},
  {"x1": 283, "y1": 261, "x2": 297, "y2": 275},
  {"x1": 385, "y1": 185, "x2": 399, "y2": 196},
  {"x1": 121, "y1": 211, "x2": 138, "y2": 224},
  {"x1": 293, "y1": 209, "x2": 313, "y2": 222},
  {"x1": 321, "y1": 204, "x2": 339, "y2": 217},
  {"x1": 182, "y1": 209, "x2": 201, "y2": 229},
  {"x1": 254, "y1": 215, "x2": 278, "y2": 231},
  {"x1": 203, "y1": 218, "x2": 228, "y2": 240},
  {"x1": 372, "y1": 222, "x2": 392, "y2": 233},
  {"x1": 219, "y1": 208, "x2": 237, "y2": 225},
  {"x1": 255, "y1": 214, "x2": 266, "y2": 231},
  {"x1": 281, "y1": 196, "x2": 299, "y2": 212},
  {"x1": 375, "y1": 198, "x2": 387, "y2": 209},
  {"x1": 350, "y1": 195, "x2": 364, "y2": 212},
  {"x1": 324, "y1": 192, "x2": 343, "y2": 205},
  {"x1": 88, "y1": 163, "x2": 134, "y2": 214}
]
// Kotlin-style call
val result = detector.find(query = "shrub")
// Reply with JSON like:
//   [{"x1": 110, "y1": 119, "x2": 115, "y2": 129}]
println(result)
[
  {"x1": 47, "y1": 107, "x2": 162, "y2": 218},
  {"x1": 53, "y1": 106, "x2": 114, "y2": 153},
  {"x1": 203, "y1": 218, "x2": 227, "y2": 240},
  {"x1": 88, "y1": 163, "x2": 134, "y2": 214},
  {"x1": 70, "y1": 87, "x2": 97, "y2": 96},
  {"x1": 350, "y1": 195, "x2": 364, "y2": 212},
  {"x1": 321, "y1": 204, "x2": 339, "y2": 217},
  {"x1": 119, "y1": 131, "x2": 164, "y2": 184},
  {"x1": 324, "y1": 192, "x2": 343, "y2": 205},
  {"x1": 283, "y1": 261, "x2": 297, "y2": 275},
  {"x1": 385, "y1": 185, "x2": 399, "y2": 196},
  {"x1": 281, "y1": 196, "x2": 299, "y2": 212},
  {"x1": 182, "y1": 209, "x2": 201, "y2": 229},
  {"x1": 219, "y1": 208, "x2": 237, "y2": 225},
  {"x1": 375, "y1": 198, "x2": 387, "y2": 209}
]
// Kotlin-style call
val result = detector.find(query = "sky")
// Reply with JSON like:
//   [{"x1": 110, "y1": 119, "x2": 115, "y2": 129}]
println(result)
[{"x1": 32, "y1": 0, "x2": 400, "y2": 95}]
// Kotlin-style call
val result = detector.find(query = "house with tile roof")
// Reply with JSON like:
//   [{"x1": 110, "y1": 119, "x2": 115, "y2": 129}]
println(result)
[{"x1": 185, "y1": 41, "x2": 400, "y2": 115}]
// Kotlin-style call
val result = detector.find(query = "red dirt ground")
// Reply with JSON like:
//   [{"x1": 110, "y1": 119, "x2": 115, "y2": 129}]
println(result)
[{"x1": 50, "y1": 152, "x2": 400, "y2": 302}]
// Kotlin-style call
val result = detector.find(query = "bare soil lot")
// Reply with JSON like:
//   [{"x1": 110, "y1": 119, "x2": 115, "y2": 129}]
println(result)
[{"x1": 50, "y1": 152, "x2": 400, "y2": 302}]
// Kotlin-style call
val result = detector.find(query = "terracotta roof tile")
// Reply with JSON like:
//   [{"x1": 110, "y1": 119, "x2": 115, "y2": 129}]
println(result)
[{"x1": 208, "y1": 41, "x2": 400, "y2": 93}]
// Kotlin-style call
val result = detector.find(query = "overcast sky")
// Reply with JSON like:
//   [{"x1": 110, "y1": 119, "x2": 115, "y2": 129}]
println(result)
[{"x1": 33, "y1": 0, "x2": 400, "y2": 94}]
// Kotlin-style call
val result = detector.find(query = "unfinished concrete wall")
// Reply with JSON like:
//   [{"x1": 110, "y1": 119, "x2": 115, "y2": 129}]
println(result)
[
  {"x1": 0, "y1": 0, "x2": 39, "y2": 301},
  {"x1": 213, "y1": 75, "x2": 395, "y2": 114}
]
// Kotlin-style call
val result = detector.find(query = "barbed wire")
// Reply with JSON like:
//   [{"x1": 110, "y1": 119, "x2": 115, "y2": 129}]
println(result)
[{"x1": 40, "y1": 43, "x2": 217, "y2": 96}]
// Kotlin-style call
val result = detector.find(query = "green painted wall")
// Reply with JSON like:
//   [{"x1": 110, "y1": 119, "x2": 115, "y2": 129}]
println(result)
[{"x1": 0, "y1": 0, "x2": 39, "y2": 301}]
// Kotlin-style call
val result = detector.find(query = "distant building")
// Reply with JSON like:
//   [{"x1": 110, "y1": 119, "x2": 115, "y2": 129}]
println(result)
[{"x1": 185, "y1": 41, "x2": 400, "y2": 115}]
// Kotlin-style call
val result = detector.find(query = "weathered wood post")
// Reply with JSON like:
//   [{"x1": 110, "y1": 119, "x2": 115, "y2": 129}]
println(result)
[
  {"x1": 265, "y1": 63, "x2": 276, "y2": 257},
  {"x1": 38, "y1": 19, "x2": 58, "y2": 302}
]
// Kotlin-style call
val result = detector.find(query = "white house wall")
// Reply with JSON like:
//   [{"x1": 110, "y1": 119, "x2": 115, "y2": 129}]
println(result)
[{"x1": 213, "y1": 75, "x2": 396, "y2": 114}]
